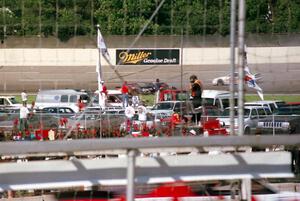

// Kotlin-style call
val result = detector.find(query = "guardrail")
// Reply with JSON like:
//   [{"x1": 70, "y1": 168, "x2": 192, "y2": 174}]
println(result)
[{"x1": 0, "y1": 136, "x2": 299, "y2": 201}]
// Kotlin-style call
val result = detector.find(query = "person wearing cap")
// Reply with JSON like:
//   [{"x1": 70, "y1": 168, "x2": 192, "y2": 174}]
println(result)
[
  {"x1": 189, "y1": 129, "x2": 197, "y2": 136},
  {"x1": 189, "y1": 75, "x2": 203, "y2": 108}
]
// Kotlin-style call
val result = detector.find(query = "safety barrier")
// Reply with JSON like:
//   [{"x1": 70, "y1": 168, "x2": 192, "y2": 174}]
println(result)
[{"x1": 0, "y1": 135, "x2": 298, "y2": 201}]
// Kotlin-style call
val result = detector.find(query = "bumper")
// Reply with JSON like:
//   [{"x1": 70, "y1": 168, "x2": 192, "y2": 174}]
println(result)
[{"x1": 256, "y1": 127, "x2": 290, "y2": 135}]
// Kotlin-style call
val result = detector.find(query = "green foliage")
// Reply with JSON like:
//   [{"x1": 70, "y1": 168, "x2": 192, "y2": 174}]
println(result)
[
  {"x1": 1, "y1": 0, "x2": 299, "y2": 41},
  {"x1": 15, "y1": 95, "x2": 36, "y2": 105}
]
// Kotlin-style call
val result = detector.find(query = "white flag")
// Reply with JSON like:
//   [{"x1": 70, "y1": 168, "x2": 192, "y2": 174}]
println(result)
[
  {"x1": 97, "y1": 28, "x2": 110, "y2": 60},
  {"x1": 244, "y1": 46, "x2": 264, "y2": 100},
  {"x1": 245, "y1": 66, "x2": 264, "y2": 100}
]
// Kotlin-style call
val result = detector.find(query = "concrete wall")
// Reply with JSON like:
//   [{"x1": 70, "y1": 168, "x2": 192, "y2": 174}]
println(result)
[
  {"x1": 1, "y1": 35, "x2": 300, "y2": 93},
  {"x1": 1, "y1": 47, "x2": 300, "y2": 66}
]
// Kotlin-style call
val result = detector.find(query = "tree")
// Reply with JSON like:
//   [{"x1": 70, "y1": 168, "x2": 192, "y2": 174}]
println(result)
[{"x1": 1, "y1": 0, "x2": 299, "y2": 41}]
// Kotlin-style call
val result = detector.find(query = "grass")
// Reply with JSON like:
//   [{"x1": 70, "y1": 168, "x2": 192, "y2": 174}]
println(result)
[
  {"x1": 15, "y1": 95, "x2": 36, "y2": 105},
  {"x1": 245, "y1": 94, "x2": 300, "y2": 103}
]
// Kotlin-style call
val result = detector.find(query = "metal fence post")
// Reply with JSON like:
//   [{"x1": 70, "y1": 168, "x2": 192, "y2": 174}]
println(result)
[
  {"x1": 127, "y1": 149, "x2": 137, "y2": 201},
  {"x1": 229, "y1": 0, "x2": 237, "y2": 136},
  {"x1": 237, "y1": 0, "x2": 246, "y2": 136},
  {"x1": 272, "y1": 114, "x2": 275, "y2": 136},
  {"x1": 241, "y1": 178, "x2": 251, "y2": 201}
]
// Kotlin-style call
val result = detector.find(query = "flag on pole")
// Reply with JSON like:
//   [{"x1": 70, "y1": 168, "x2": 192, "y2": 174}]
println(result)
[
  {"x1": 244, "y1": 66, "x2": 264, "y2": 100},
  {"x1": 243, "y1": 45, "x2": 264, "y2": 100},
  {"x1": 97, "y1": 27, "x2": 110, "y2": 61},
  {"x1": 96, "y1": 25, "x2": 109, "y2": 109}
]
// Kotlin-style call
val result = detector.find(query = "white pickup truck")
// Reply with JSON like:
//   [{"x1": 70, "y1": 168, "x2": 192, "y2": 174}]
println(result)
[
  {"x1": 0, "y1": 96, "x2": 22, "y2": 108},
  {"x1": 202, "y1": 90, "x2": 238, "y2": 111}
]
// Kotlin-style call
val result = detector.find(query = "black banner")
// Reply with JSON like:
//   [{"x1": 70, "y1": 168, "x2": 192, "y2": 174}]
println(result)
[{"x1": 116, "y1": 49, "x2": 180, "y2": 65}]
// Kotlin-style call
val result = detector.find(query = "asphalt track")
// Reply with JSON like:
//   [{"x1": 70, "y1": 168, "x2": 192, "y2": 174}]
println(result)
[{"x1": 0, "y1": 63, "x2": 300, "y2": 93}]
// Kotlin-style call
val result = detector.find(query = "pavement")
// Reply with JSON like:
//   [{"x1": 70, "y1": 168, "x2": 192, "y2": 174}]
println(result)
[{"x1": 0, "y1": 63, "x2": 300, "y2": 94}]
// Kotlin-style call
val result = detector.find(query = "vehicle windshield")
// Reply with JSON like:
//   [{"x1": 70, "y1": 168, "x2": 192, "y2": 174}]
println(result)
[
  {"x1": 203, "y1": 98, "x2": 214, "y2": 106},
  {"x1": 276, "y1": 101, "x2": 286, "y2": 107},
  {"x1": 175, "y1": 93, "x2": 188, "y2": 101},
  {"x1": 153, "y1": 102, "x2": 175, "y2": 110},
  {"x1": 138, "y1": 82, "x2": 152, "y2": 87},
  {"x1": 221, "y1": 108, "x2": 250, "y2": 117},
  {"x1": 205, "y1": 108, "x2": 221, "y2": 116},
  {"x1": 274, "y1": 107, "x2": 300, "y2": 115},
  {"x1": 9, "y1": 97, "x2": 18, "y2": 104},
  {"x1": 132, "y1": 113, "x2": 154, "y2": 121}
]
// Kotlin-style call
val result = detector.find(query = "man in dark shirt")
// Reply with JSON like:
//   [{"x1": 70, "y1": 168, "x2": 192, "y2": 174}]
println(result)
[
  {"x1": 189, "y1": 75, "x2": 203, "y2": 108},
  {"x1": 154, "y1": 78, "x2": 161, "y2": 92}
]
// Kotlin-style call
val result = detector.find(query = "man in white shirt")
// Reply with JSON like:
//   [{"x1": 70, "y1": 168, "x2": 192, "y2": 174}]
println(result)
[
  {"x1": 21, "y1": 90, "x2": 28, "y2": 105},
  {"x1": 20, "y1": 103, "x2": 30, "y2": 136}
]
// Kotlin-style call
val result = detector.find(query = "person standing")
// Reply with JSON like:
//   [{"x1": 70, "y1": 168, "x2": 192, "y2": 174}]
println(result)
[
  {"x1": 121, "y1": 81, "x2": 129, "y2": 108},
  {"x1": 100, "y1": 80, "x2": 108, "y2": 109},
  {"x1": 21, "y1": 90, "x2": 28, "y2": 105},
  {"x1": 154, "y1": 78, "x2": 162, "y2": 104},
  {"x1": 77, "y1": 98, "x2": 85, "y2": 112},
  {"x1": 131, "y1": 88, "x2": 140, "y2": 108},
  {"x1": 19, "y1": 103, "x2": 30, "y2": 138},
  {"x1": 101, "y1": 81, "x2": 108, "y2": 96},
  {"x1": 154, "y1": 78, "x2": 161, "y2": 92},
  {"x1": 189, "y1": 75, "x2": 203, "y2": 108}
]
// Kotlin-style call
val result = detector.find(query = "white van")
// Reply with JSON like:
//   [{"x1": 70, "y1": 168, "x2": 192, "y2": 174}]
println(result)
[
  {"x1": 202, "y1": 90, "x2": 238, "y2": 111},
  {"x1": 35, "y1": 89, "x2": 89, "y2": 113}
]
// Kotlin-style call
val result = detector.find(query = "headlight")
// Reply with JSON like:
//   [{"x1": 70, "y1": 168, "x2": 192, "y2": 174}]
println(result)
[
  {"x1": 257, "y1": 122, "x2": 263, "y2": 127},
  {"x1": 282, "y1": 122, "x2": 290, "y2": 128}
]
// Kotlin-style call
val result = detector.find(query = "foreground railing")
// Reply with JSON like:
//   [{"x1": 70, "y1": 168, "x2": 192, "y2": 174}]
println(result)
[
  {"x1": 1, "y1": 111, "x2": 300, "y2": 140},
  {"x1": 0, "y1": 136, "x2": 299, "y2": 201}
]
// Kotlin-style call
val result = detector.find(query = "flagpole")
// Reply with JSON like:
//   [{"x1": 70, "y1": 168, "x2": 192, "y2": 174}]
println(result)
[
  {"x1": 229, "y1": 0, "x2": 237, "y2": 136},
  {"x1": 237, "y1": 0, "x2": 246, "y2": 136},
  {"x1": 97, "y1": 24, "x2": 103, "y2": 107}
]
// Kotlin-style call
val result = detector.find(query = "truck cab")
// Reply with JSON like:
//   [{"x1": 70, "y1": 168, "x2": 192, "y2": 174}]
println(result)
[
  {"x1": 202, "y1": 90, "x2": 238, "y2": 111},
  {"x1": 157, "y1": 89, "x2": 189, "y2": 102},
  {"x1": 0, "y1": 96, "x2": 22, "y2": 108}
]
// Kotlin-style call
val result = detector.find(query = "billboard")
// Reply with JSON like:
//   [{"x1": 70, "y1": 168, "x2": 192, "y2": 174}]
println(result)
[{"x1": 116, "y1": 49, "x2": 180, "y2": 65}]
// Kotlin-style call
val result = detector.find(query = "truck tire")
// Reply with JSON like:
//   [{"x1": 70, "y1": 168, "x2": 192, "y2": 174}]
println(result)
[
  {"x1": 217, "y1": 80, "x2": 224, "y2": 86},
  {"x1": 244, "y1": 127, "x2": 251, "y2": 135}
]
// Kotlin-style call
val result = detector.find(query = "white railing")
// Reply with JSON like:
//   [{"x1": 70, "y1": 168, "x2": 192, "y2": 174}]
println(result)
[{"x1": 0, "y1": 136, "x2": 298, "y2": 201}]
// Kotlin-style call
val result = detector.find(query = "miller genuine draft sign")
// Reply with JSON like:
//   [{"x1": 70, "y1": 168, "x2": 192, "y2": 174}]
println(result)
[{"x1": 116, "y1": 49, "x2": 180, "y2": 65}]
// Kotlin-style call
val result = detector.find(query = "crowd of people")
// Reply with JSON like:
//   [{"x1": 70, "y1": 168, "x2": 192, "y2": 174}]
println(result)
[{"x1": 10, "y1": 75, "x2": 204, "y2": 140}]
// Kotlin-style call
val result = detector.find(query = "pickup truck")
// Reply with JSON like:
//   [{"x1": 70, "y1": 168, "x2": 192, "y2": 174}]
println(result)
[
  {"x1": 0, "y1": 96, "x2": 22, "y2": 108},
  {"x1": 157, "y1": 89, "x2": 238, "y2": 111},
  {"x1": 256, "y1": 105, "x2": 300, "y2": 135}
]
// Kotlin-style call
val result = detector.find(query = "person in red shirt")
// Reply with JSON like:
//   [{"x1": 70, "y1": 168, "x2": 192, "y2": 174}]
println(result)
[
  {"x1": 78, "y1": 98, "x2": 85, "y2": 112},
  {"x1": 101, "y1": 81, "x2": 108, "y2": 96},
  {"x1": 99, "y1": 81, "x2": 108, "y2": 109},
  {"x1": 121, "y1": 81, "x2": 129, "y2": 107}
]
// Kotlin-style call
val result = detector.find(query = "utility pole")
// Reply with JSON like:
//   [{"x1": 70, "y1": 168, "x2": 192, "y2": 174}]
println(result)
[
  {"x1": 229, "y1": 0, "x2": 237, "y2": 136},
  {"x1": 237, "y1": 0, "x2": 246, "y2": 136}
]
